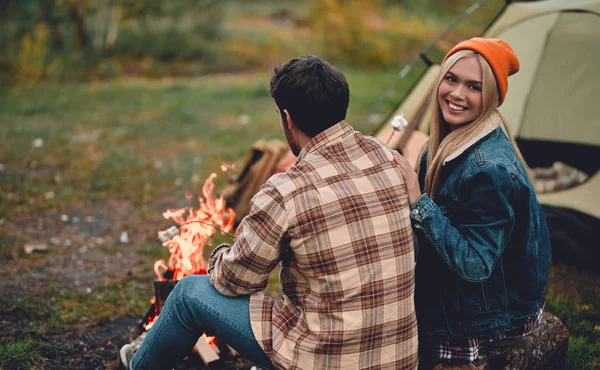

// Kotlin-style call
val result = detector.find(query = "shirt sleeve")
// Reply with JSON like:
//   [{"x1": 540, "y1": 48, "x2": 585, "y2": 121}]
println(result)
[
  {"x1": 208, "y1": 180, "x2": 288, "y2": 296},
  {"x1": 410, "y1": 163, "x2": 515, "y2": 283}
]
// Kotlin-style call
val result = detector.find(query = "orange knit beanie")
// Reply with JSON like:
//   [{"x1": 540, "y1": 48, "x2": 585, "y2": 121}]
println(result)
[{"x1": 443, "y1": 37, "x2": 520, "y2": 106}]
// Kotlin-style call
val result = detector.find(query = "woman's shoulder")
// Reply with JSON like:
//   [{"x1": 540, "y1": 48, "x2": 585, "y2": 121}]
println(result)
[
  {"x1": 472, "y1": 128, "x2": 520, "y2": 170},
  {"x1": 460, "y1": 132, "x2": 532, "y2": 192}
]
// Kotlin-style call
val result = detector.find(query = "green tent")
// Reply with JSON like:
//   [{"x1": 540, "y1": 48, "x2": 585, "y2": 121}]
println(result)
[{"x1": 374, "y1": 0, "x2": 600, "y2": 220}]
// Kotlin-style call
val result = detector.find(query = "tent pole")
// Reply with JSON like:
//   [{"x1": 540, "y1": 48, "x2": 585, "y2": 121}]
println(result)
[{"x1": 482, "y1": 1, "x2": 511, "y2": 36}]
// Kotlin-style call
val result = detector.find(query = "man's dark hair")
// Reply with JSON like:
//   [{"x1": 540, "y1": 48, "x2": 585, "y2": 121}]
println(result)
[{"x1": 269, "y1": 55, "x2": 350, "y2": 137}]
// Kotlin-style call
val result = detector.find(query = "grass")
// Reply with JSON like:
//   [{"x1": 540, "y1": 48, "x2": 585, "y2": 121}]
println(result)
[
  {"x1": 0, "y1": 68, "x2": 403, "y2": 223},
  {"x1": 7, "y1": 280, "x2": 150, "y2": 333},
  {"x1": 545, "y1": 280, "x2": 600, "y2": 369},
  {"x1": 566, "y1": 336, "x2": 600, "y2": 370},
  {"x1": 0, "y1": 339, "x2": 48, "y2": 369}
]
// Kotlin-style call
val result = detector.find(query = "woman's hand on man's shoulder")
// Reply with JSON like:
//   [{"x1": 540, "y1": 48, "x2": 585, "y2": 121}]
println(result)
[{"x1": 392, "y1": 150, "x2": 422, "y2": 206}]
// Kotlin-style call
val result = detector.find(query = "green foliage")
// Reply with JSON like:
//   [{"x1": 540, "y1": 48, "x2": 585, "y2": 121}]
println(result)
[
  {"x1": 0, "y1": 339, "x2": 48, "y2": 369},
  {"x1": 0, "y1": 0, "x2": 225, "y2": 85},
  {"x1": 312, "y1": 0, "x2": 413, "y2": 68},
  {"x1": 0, "y1": 0, "x2": 499, "y2": 84},
  {"x1": 113, "y1": 24, "x2": 221, "y2": 62}
]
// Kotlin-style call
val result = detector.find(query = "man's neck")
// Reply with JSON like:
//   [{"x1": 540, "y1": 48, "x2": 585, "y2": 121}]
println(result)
[{"x1": 296, "y1": 132, "x2": 312, "y2": 151}]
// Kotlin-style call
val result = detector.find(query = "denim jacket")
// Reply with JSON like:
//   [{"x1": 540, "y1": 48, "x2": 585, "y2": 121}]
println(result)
[{"x1": 410, "y1": 112, "x2": 551, "y2": 340}]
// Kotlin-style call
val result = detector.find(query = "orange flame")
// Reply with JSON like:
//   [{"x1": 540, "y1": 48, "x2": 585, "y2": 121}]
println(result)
[
  {"x1": 155, "y1": 173, "x2": 235, "y2": 281},
  {"x1": 145, "y1": 171, "x2": 235, "y2": 345}
]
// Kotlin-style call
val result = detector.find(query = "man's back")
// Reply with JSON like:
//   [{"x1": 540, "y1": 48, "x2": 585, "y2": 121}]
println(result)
[
  {"x1": 126, "y1": 55, "x2": 416, "y2": 370},
  {"x1": 248, "y1": 121, "x2": 418, "y2": 369}
]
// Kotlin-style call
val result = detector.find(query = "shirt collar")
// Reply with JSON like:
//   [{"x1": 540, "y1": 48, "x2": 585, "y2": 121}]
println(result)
[
  {"x1": 442, "y1": 111, "x2": 503, "y2": 165},
  {"x1": 296, "y1": 120, "x2": 353, "y2": 162}
]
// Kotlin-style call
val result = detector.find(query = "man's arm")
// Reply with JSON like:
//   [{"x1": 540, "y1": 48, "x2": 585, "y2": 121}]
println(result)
[{"x1": 208, "y1": 181, "x2": 288, "y2": 296}]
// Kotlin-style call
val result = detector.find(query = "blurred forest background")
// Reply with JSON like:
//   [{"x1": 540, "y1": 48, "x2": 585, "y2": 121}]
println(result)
[
  {"x1": 1, "y1": 1, "x2": 598, "y2": 369},
  {"x1": 1, "y1": 0, "x2": 495, "y2": 86}
]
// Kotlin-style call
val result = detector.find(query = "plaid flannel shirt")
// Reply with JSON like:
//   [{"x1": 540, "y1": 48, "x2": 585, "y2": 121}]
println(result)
[
  {"x1": 208, "y1": 121, "x2": 418, "y2": 370},
  {"x1": 435, "y1": 307, "x2": 544, "y2": 364}
]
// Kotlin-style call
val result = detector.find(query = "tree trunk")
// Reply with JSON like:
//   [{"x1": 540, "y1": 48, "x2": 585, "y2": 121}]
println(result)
[
  {"x1": 39, "y1": 0, "x2": 63, "y2": 50},
  {"x1": 67, "y1": 2, "x2": 89, "y2": 50},
  {"x1": 93, "y1": 1, "x2": 108, "y2": 50},
  {"x1": 105, "y1": 0, "x2": 122, "y2": 50}
]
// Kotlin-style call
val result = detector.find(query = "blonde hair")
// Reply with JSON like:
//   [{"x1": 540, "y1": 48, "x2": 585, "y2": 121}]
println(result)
[{"x1": 423, "y1": 50, "x2": 528, "y2": 199}]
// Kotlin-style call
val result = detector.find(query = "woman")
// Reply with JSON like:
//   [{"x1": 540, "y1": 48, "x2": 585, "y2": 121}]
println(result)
[{"x1": 393, "y1": 38, "x2": 551, "y2": 369}]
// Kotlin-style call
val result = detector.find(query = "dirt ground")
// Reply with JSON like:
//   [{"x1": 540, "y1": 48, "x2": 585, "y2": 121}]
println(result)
[
  {"x1": 0, "y1": 197, "x2": 259, "y2": 369},
  {"x1": 1, "y1": 198, "x2": 599, "y2": 369}
]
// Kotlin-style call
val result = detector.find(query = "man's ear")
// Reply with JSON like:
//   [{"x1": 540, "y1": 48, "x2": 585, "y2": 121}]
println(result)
[{"x1": 283, "y1": 109, "x2": 294, "y2": 130}]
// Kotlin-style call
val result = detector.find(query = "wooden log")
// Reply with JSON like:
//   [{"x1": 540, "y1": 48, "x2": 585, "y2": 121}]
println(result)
[
  {"x1": 194, "y1": 334, "x2": 220, "y2": 364},
  {"x1": 474, "y1": 312, "x2": 569, "y2": 370}
]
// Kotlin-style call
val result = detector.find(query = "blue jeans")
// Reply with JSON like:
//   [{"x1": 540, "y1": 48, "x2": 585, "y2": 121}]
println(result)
[{"x1": 131, "y1": 275, "x2": 273, "y2": 370}]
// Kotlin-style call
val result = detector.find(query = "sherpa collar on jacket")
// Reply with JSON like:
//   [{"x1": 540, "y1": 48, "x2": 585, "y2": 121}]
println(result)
[{"x1": 442, "y1": 111, "x2": 503, "y2": 166}]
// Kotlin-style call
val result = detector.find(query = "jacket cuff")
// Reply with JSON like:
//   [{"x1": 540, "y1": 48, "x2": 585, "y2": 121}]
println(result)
[
  {"x1": 409, "y1": 193, "x2": 435, "y2": 223},
  {"x1": 208, "y1": 243, "x2": 231, "y2": 274},
  {"x1": 210, "y1": 243, "x2": 230, "y2": 260}
]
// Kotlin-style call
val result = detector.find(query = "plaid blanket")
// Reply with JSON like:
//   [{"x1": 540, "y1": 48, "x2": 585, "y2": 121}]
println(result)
[{"x1": 531, "y1": 162, "x2": 588, "y2": 193}]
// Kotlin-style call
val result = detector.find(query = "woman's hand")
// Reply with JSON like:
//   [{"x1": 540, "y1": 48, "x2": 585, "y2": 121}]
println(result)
[{"x1": 392, "y1": 151, "x2": 422, "y2": 206}]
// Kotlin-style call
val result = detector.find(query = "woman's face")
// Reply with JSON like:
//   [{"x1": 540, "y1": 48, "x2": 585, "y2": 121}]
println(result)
[{"x1": 438, "y1": 55, "x2": 483, "y2": 130}]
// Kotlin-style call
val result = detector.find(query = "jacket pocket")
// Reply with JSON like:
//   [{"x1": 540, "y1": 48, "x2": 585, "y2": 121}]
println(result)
[{"x1": 457, "y1": 280, "x2": 486, "y2": 313}]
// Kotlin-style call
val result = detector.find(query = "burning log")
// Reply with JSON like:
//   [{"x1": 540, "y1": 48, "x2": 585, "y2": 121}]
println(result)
[{"x1": 128, "y1": 331, "x2": 223, "y2": 367}]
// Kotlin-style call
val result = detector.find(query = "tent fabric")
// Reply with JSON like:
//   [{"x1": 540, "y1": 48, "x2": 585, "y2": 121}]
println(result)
[
  {"x1": 484, "y1": 0, "x2": 600, "y2": 37},
  {"x1": 500, "y1": 12, "x2": 600, "y2": 146},
  {"x1": 492, "y1": 12, "x2": 559, "y2": 135}
]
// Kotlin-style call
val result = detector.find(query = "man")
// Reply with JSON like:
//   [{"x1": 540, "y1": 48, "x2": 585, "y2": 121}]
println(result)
[{"x1": 121, "y1": 55, "x2": 418, "y2": 370}]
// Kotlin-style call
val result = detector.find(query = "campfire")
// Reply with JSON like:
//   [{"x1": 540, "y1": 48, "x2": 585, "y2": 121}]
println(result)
[{"x1": 131, "y1": 172, "x2": 237, "y2": 365}]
